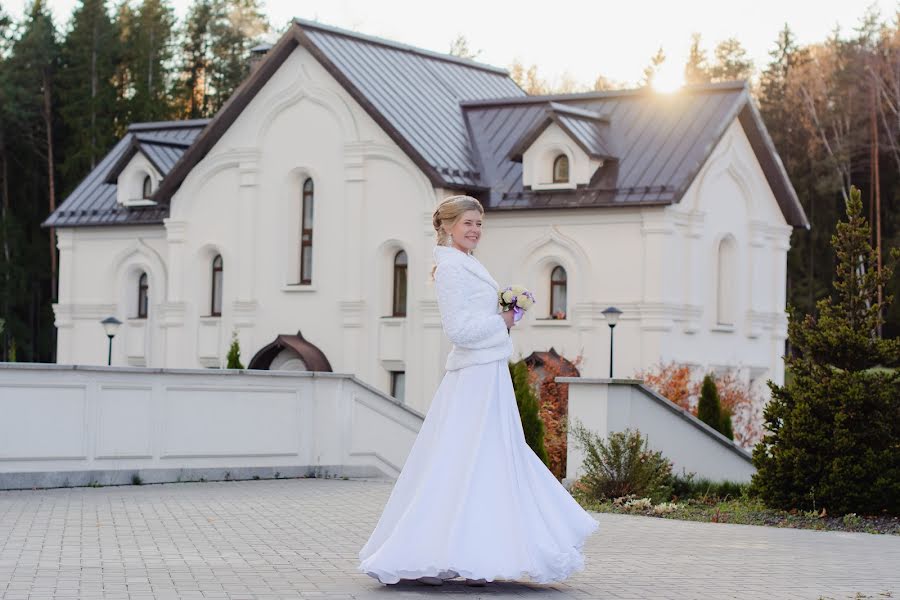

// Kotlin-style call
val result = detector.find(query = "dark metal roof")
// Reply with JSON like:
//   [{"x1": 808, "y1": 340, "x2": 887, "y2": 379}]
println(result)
[
  {"x1": 148, "y1": 19, "x2": 525, "y2": 205},
  {"x1": 42, "y1": 120, "x2": 208, "y2": 228},
  {"x1": 463, "y1": 82, "x2": 809, "y2": 228},
  {"x1": 43, "y1": 22, "x2": 807, "y2": 231}
]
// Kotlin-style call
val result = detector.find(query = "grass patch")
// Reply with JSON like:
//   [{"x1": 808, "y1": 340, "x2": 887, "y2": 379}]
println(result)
[{"x1": 574, "y1": 491, "x2": 900, "y2": 535}]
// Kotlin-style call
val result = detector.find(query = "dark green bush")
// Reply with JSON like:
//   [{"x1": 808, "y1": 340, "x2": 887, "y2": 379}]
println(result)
[
  {"x1": 698, "y1": 373, "x2": 733, "y2": 440},
  {"x1": 569, "y1": 422, "x2": 673, "y2": 503}
]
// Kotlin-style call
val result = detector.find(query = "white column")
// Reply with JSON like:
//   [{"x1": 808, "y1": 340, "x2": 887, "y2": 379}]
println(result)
[
  {"x1": 340, "y1": 143, "x2": 366, "y2": 377},
  {"x1": 161, "y1": 219, "x2": 188, "y2": 367}
]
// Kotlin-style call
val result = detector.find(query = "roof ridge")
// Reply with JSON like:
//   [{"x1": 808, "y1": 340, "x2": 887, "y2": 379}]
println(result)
[
  {"x1": 128, "y1": 118, "x2": 211, "y2": 131},
  {"x1": 461, "y1": 80, "x2": 749, "y2": 108},
  {"x1": 293, "y1": 18, "x2": 509, "y2": 75},
  {"x1": 134, "y1": 134, "x2": 192, "y2": 147},
  {"x1": 546, "y1": 101, "x2": 609, "y2": 121}
]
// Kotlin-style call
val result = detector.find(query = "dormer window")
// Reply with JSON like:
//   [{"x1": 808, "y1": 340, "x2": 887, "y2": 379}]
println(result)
[
  {"x1": 142, "y1": 175, "x2": 152, "y2": 199},
  {"x1": 552, "y1": 154, "x2": 569, "y2": 183}
]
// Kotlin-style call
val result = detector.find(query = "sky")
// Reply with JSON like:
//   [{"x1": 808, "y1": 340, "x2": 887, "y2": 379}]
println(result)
[{"x1": 6, "y1": 0, "x2": 898, "y2": 88}]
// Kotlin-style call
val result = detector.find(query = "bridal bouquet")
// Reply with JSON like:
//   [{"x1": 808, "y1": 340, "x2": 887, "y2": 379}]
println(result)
[{"x1": 498, "y1": 284, "x2": 536, "y2": 324}]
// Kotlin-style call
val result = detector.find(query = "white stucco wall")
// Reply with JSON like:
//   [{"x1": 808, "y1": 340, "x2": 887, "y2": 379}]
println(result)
[{"x1": 53, "y1": 43, "x2": 794, "y2": 415}]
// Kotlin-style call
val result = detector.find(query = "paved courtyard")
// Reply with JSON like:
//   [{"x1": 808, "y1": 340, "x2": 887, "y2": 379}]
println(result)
[{"x1": 0, "y1": 477, "x2": 897, "y2": 600}]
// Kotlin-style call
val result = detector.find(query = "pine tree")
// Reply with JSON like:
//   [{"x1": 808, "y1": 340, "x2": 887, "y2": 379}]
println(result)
[
  {"x1": 206, "y1": 0, "x2": 268, "y2": 113},
  {"x1": 750, "y1": 185, "x2": 900, "y2": 515},
  {"x1": 5, "y1": 0, "x2": 60, "y2": 361},
  {"x1": 172, "y1": 0, "x2": 269, "y2": 117},
  {"x1": 709, "y1": 38, "x2": 754, "y2": 82},
  {"x1": 119, "y1": 0, "x2": 176, "y2": 123},
  {"x1": 57, "y1": 0, "x2": 121, "y2": 194},
  {"x1": 684, "y1": 33, "x2": 710, "y2": 85},
  {"x1": 509, "y1": 359, "x2": 549, "y2": 466}
]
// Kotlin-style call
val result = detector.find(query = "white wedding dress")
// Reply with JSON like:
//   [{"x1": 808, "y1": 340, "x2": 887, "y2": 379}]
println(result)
[{"x1": 357, "y1": 247, "x2": 600, "y2": 585}]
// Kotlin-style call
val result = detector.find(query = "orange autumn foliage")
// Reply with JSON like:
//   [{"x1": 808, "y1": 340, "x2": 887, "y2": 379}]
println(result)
[
  {"x1": 634, "y1": 361, "x2": 766, "y2": 449},
  {"x1": 524, "y1": 350, "x2": 583, "y2": 479}
]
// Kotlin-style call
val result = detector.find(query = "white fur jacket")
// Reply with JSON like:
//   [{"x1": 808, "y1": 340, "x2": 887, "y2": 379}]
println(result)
[{"x1": 432, "y1": 245, "x2": 513, "y2": 371}]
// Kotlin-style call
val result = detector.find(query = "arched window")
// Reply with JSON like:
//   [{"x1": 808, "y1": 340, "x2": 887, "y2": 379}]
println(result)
[
  {"x1": 137, "y1": 272, "x2": 149, "y2": 318},
  {"x1": 211, "y1": 254, "x2": 223, "y2": 317},
  {"x1": 300, "y1": 178, "x2": 314, "y2": 284},
  {"x1": 392, "y1": 250, "x2": 408, "y2": 317},
  {"x1": 716, "y1": 237, "x2": 736, "y2": 325},
  {"x1": 142, "y1": 175, "x2": 152, "y2": 199},
  {"x1": 550, "y1": 265, "x2": 567, "y2": 319},
  {"x1": 552, "y1": 154, "x2": 569, "y2": 183}
]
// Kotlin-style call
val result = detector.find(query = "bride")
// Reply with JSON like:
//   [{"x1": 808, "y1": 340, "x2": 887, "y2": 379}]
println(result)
[{"x1": 357, "y1": 194, "x2": 599, "y2": 586}]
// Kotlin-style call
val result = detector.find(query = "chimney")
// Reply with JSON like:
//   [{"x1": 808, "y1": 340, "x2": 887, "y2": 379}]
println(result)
[{"x1": 249, "y1": 42, "x2": 273, "y2": 74}]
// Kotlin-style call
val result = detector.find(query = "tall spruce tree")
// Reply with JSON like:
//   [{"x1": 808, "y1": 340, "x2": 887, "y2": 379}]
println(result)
[
  {"x1": 0, "y1": 4, "x2": 18, "y2": 361},
  {"x1": 709, "y1": 38, "x2": 754, "y2": 82},
  {"x1": 206, "y1": 0, "x2": 268, "y2": 113},
  {"x1": 750, "y1": 185, "x2": 900, "y2": 515},
  {"x1": 57, "y1": 0, "x2": 121, "y2": 194},
  {"x1": 5, "y1": 0, "x2": 60, "y2": 361},
  {"x1": 119, "y1": 0, "x2": 176, "y2": 123},
  {"x1": 684, "y1": 33, "x2": 711, "y2": 85},
  {"x1": 173, "y1": 0, "x2": 268, "y2": 118}
]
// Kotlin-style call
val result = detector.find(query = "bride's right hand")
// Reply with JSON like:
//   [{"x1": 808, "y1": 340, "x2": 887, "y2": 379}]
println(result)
[{"x1": 501, "y1": 309, "x2": 516, "y2": 328}]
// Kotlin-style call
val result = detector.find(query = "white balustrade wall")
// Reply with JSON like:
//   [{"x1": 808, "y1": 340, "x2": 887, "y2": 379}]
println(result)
[
  {"x1": 560, "y1": 377, "x2": 756, "y2": 485},
  {"x1": 0, "y1": 363, "x2": 423, "y2": 490}
]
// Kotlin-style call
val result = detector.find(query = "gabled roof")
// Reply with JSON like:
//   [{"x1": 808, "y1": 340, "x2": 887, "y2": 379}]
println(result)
[
  {"x1": 149, "y1": 18, "x2": 525, "y2": 205},
  {"x1": 42, "y1": 21, "x2": 807, "y2": 231},
  {"x1": 42, "y1": 120, "x2": 208, "y2": 228},
  {"x1": 104, "y1": 134, "x2": 192, "y2": 184},
  {"x1": 507, "y1": 101, "x2": 616, "y2": 162},
  {"x1": 462, "y1": 81, "x2": 809, "y2": 228}
]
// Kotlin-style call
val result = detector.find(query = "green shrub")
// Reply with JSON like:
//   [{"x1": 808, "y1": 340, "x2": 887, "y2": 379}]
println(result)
[
  {"x1": 226, "y1": 330, "x2": 244, "y2": 369},
  {"x1": 569, "y1": 421, "x2": 674, "y2": 503},
  {"x1": 509, "y1": 359, "x2": 549, "y2": 466},
  {"x1": 697, "y1": 373, "x2": 734, "y2": 440},
  {"x1": 671, "y1": 470, "x2": 747, "y2": 501},
  {"x1": 750, "y1": 185, "x2": 900, "y2": 516}
]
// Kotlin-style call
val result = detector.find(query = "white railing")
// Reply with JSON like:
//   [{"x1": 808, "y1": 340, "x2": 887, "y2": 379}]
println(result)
[
  {"x1": 559, "y1": 377, "x2": 756, "y2": 485},
  {"x1": 0, "y1": 363, "x2": 423, "y2": 490}
]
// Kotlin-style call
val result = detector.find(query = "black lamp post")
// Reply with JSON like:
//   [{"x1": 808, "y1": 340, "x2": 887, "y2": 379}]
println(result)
[
  {"x1": 601, "y1": 306, "x2": 622, "y2": 378},
  {"x1": 100, "y1": 316, "x2": 122, "y2": 366}
]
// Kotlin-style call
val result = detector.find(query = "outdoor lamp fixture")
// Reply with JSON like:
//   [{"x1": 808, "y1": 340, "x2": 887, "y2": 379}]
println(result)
[
  {"x1": 100, "y1": 316, "x2": 122, "y2": 366},
  {"x1": 601, "y1": 306, "x2": 622, "y2": 378}
]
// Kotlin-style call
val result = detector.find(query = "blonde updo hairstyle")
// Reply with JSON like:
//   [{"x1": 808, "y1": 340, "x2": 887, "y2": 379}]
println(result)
[{"x1": 430, "y1": 194, "x2": 484, "y2": 280}]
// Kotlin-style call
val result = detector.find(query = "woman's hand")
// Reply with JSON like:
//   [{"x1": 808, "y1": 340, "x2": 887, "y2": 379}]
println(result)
[{"x1": 501, "y1": 309, "x2": 516, "y2": 329}]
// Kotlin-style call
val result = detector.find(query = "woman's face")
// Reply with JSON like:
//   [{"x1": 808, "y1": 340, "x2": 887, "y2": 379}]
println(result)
[{"x1": 447, "y1": 209, "x2": 483, "y2": 252}]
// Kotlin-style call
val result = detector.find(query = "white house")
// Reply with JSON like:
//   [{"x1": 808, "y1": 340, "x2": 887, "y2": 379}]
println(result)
[{"x1": 43, "y1": 19, "x2": 809, "y2": 415}]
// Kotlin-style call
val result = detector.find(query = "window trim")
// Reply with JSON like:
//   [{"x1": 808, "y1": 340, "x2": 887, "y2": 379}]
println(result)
[
  {"x1": 392, "y1": 250, "x2": 408, "y2": 317},
  {"x1": 299, "y1": 178, "x2": 314, "y2": 284},
  {"x1": 137, "y1": 272, "x2": 149, "y2": 319},
  {"x1": 549, "y1": 265, "x2": 567, "y2": 319},
  {"x1": 552, "y1": 154, "x2": 570, "y2": 183},
  {"x1": 210, "y1": 254, "x2": 223, "y2": 317}
]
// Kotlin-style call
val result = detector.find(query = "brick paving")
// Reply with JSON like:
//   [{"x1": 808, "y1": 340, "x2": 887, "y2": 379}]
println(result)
[{"x1": 0, "y1": 477, "x2": 897, "y2": 599}]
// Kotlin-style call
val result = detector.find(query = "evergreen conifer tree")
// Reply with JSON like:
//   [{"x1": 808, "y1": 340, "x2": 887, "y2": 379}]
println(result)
[
  {"x1": 750, "y1": 185, "x2": 900, "y2": 515},
  {"x1": 509, "y1": 359, "x2": 549, "y2": 466}
]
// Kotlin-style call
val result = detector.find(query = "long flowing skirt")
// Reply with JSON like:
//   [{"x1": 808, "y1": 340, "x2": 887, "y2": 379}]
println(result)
[{"x1": 357, "y1": 357, "x2": 600, "y2": 584}]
